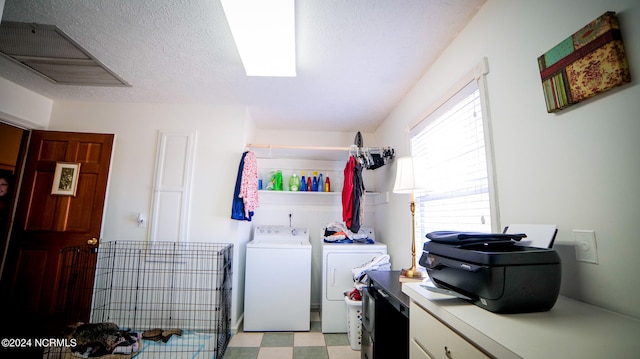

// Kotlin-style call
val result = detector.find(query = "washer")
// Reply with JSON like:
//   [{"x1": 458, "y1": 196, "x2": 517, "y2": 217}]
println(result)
[
  {"x1": 244, "y1": 225, "x2": 312, "y2": 331},
  {"x1": 321, "y1": 229, "x2": 387, "y2": 333}
]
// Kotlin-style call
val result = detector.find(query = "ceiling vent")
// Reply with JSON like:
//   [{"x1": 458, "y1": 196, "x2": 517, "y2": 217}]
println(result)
[{"x1": 0, "y1": 21, "x2": 130, "y2": 86}]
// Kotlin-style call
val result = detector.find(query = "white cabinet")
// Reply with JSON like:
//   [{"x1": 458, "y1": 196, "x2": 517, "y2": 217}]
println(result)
[
  {"x1": 403, "y1": 282, "x2": 640, "y2": 359},
  {"x1": 410, "y1": 340, "x2": 432, "y2": 359},
  {"x1": 410, "y1": 301, "x2": 489, "y2": 359}
]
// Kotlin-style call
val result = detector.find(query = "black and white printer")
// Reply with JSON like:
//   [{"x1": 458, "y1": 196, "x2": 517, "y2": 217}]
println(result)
[{"x1": 419, "y1": 226, "x2": 561, "y2": 314}]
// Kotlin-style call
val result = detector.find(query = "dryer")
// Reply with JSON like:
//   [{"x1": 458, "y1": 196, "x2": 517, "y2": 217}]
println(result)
[
  {"x1": 244, "y1": 225, "x2": 311, "y2": 331},
  {"x1": 322, "y1": 234, "x2": 387, "y2": 333}
]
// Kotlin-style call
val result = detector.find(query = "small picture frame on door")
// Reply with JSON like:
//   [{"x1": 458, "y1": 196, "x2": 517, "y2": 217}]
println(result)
[{"x1": 51, "y1": 162, "x2": 81, "y2": 196}]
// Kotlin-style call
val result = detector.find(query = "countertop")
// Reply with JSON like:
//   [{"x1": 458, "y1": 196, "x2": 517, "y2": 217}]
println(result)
[
  {"x1": 366, "y1": 270, "x2": 410, "y2": 308},
  {"x1": 403, "y1": 281, "x2": 640, "y2": 358}
]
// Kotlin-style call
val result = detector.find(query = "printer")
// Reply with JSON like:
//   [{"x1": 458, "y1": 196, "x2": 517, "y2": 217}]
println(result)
[{"x1": 419, "y1": 231, "x2": 561, "y2": 313}]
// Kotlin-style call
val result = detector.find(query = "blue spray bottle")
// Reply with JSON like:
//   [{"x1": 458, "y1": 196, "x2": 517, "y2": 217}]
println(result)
[{"x1": 312, "y1": 172, "x2": 318, "y2": 191}]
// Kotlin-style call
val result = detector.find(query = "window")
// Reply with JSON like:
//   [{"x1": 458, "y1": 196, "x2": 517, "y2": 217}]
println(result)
[{"x1": 410, "y1": 75, "x2": 497, "y2": 247}]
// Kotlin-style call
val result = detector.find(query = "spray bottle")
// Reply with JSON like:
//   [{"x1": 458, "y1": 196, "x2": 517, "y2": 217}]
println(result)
[{"x1": 312, "y1": 171, "x2": 318, "y2": 191}]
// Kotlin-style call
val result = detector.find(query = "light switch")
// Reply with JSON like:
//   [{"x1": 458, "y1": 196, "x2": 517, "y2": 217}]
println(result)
[{"x1": 573, "y1": 230, "x2": 598, "y2": 264}]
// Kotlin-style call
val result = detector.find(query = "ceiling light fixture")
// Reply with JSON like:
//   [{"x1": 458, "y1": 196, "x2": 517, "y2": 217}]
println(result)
[{"x1": 221, "y1": 0, "x2": 296, "y2": 77}]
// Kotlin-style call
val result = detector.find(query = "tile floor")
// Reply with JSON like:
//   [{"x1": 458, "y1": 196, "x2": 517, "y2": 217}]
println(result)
[{"x1": 225, "y1": 311, "x2": 360, "y2": 359}]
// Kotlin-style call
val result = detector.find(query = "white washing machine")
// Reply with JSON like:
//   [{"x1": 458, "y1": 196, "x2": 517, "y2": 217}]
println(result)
[
  {"x1": 322, "y1": 231, "x2": 387, "y2": 333},
  {"x1": 244, "y1": 225, "x2": 312, "y2": 331}
]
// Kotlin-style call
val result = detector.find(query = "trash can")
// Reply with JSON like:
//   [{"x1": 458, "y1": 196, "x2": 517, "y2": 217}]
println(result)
[{"x1": 344, "y1": 296, "x2": 363, "y2": 350}]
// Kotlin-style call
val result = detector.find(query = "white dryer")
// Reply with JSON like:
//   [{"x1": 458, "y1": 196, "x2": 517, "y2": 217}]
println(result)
[
  {"x1": 321, "y1": 234, "x2": 387, "y2": 333},
  {"x1": 244, "y1": 225, "x2": 312, "y2": 331}
]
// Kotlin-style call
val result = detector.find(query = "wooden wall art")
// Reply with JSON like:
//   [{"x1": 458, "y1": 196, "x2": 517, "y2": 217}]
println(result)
[{"x1": 538, "y1": 11, "x2": 631, "y2": 113}]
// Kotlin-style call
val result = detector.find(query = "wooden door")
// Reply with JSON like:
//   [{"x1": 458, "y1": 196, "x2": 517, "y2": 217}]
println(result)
[{"x1": 0, "y1": 130, "x2": 114, "y2": 337}]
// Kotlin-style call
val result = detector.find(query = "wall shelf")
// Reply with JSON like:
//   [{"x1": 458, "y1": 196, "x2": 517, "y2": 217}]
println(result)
[
  {"x1": 248, "y1": 143, "x2": 391, "y2": 205},
  {"x1": 259, "y1": 190, "x2": 380, "y2": 195},
  {"x1": 258, "y1": 190, "x2": 388, "y2": 206},
  {"x1": 247, "y1": 144, "x2": 351, "y2": 161},
  {"x1": 259, "y1": 190, "x2": 340, "y2": 195}
]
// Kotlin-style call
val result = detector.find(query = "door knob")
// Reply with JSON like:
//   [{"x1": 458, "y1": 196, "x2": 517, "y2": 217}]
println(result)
[{"x1": 87, "y1": 238, "x2": 98, "y2": 245}]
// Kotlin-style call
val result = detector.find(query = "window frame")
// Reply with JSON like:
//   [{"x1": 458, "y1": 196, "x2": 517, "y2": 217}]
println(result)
[{"x1": 408, "y1": 58, "x2": 500, "y2": 243}]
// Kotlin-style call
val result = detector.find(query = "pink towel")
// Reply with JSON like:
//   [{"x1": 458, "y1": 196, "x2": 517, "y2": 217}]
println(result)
[{"x1": 239, "y1": 151, "x2": 259, "y2": 216}]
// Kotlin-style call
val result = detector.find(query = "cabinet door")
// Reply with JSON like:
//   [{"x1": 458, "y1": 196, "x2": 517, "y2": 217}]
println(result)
[
  {"x1": 374, "y1": 293, "x2": 409, "y2": 359},
  {"x1": 410, "y1": 302, "x2": 490, "y2": 359}
]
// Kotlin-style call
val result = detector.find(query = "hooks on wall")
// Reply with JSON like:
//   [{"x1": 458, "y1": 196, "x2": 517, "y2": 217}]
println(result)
[{"x1": 350, "y1": 131, "x2": 395, "y2": 170}]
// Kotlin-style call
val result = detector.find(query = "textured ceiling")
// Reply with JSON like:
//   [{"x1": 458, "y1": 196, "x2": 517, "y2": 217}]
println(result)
[{"x1": 0, "y1": 0, "x2": 485, "y2": 132}]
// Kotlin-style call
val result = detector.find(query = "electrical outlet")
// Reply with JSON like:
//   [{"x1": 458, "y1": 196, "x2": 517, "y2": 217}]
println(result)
[{"x1": 573, "y1": 230, "x2": 598, "y2": 264}]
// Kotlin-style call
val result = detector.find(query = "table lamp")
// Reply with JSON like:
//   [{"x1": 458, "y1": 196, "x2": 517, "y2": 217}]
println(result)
[{"x1": 393, "y1": 156, "x2": 426, "y2": 279}]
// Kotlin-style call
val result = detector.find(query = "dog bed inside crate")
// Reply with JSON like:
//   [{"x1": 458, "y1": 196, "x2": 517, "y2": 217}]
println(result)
[{"x1": 47, "y1": 241, "x2": 233, "y2": 359}]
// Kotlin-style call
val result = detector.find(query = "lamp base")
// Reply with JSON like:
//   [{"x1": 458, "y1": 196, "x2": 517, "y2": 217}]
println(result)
[{"x1": 401, "y1": 266, "x2": 426, "y2": 279}]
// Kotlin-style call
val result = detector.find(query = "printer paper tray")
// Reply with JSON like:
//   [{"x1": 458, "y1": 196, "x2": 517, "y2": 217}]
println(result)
[{"x1": 420, "y1": 280, "x2": 473, "y2": 301}]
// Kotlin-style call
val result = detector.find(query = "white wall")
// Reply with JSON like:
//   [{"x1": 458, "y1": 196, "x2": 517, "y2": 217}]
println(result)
[
  {"x1": 249, "y1": 128, "x2": 375, "y2": 148},
  {"x1": 0, "y1": 77, "x2": 52, "y2": 129},
  {"x1": 47, "y1": 101, "x2": 250, "y2": 330},
  {"x1": 375, "y1": 0, "x2": 640, "y2": 319}
]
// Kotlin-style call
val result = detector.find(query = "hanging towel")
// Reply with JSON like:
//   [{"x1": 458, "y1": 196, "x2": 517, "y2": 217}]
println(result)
[
  {"x1": 239, "y1": 150, "x2": 259, "y2": 217},
  {"x1": 231, "y1": 152, "x2": 253, "y2": 221}
]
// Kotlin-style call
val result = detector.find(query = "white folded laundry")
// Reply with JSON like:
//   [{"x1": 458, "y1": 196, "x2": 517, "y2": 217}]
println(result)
[{"x1": 352, "y1": 254, "x2": 391, "y2": 282}]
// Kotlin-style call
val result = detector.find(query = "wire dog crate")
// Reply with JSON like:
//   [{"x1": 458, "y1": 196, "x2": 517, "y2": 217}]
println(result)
[{"x1": 46, "y1": 241, "x2": 233, "y2": 359}]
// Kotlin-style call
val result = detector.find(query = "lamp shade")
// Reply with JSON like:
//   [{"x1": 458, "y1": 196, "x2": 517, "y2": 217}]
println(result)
[{"x1": 393, "y1": 156, "x2": 426, "y2": 193}]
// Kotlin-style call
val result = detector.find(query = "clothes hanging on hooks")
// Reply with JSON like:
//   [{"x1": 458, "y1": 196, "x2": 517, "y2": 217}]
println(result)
[
  {"x1": 342, "y1": 135, "x2": 395, "y2": 231},
  {"x1": 342, "y1": 154, "x2": 366, "y2": 232},
  {"x1": 342, "y1": 155, "x2": 356, "y2": 229},
  {"x1": 231, "y1": 151, "x2": 259, "y2": 221},
  {"x1": 348, "y1": 145, "x2": 395, "y2": 170},
  {"x1": 351, "y1": 157, "x2": 365, "y2": 232}
]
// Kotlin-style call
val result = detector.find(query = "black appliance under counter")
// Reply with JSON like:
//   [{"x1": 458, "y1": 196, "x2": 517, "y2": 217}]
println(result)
[{"x1": 362, "y1": 270, "x2": 410, "y2": 359}]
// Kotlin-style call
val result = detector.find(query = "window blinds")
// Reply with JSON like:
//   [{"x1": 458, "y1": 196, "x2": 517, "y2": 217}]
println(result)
[{"x1": 410, "y1": 79, "x2": 491, "y2": 243}]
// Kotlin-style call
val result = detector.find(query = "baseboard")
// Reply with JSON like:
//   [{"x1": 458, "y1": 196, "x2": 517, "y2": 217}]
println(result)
[
  {"x1": 232, "y1": 313, "x2": 244, "y2": 335},
  {"x1": 235, "y1": 304, "x2": 321, "y2": 334}
]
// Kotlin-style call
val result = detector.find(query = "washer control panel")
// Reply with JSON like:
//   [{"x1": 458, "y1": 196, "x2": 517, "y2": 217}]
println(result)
[{"x1": 254, "y1": 225, "x2": 309, "y2": 239}]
